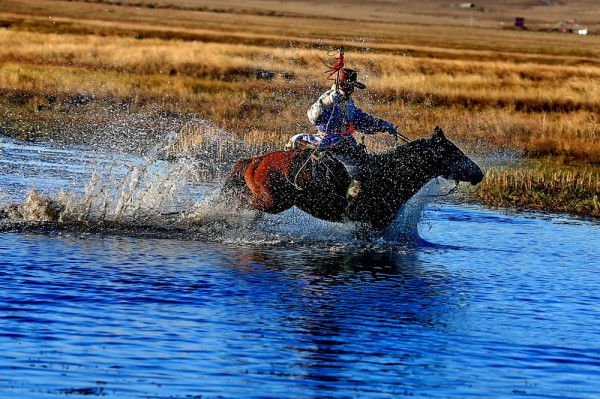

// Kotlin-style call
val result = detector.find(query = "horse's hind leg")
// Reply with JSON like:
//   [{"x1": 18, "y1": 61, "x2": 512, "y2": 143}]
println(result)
[{"x1": 222, "y1": 153, "x2": 298, "y2": 215}]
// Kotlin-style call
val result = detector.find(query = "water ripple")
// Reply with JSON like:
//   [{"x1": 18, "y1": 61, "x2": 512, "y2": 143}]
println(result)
[{"x1": 1, "y1": 139, "x2": 599, "y2": 398}]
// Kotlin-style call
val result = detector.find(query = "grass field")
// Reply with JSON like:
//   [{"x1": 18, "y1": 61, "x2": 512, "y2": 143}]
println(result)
[{"x1": 0, "y1": 0, "x2": 598, "y2": 216}]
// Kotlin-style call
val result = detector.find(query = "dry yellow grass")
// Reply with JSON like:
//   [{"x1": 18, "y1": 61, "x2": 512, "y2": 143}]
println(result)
[
  {"x1": 475, "y1": 164, "x2": 600, "y2": 216},
  {"x1": 1, "y1": 27, "x2": 598, "y2": 160},
  {"x1": 0, "y1": 0, "x2": 598, "y2": 216}
]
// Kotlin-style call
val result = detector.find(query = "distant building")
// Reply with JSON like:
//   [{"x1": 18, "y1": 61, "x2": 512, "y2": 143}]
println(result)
[
  {"x1": 514, "y1": 17, "x2": 525, "y2": 28},
  {"x1": 449, "y1": 2, "x2": 476, "y2": 8},
  {"x1": 558, "y1": 20, "x2": 588, "y2": 34}
]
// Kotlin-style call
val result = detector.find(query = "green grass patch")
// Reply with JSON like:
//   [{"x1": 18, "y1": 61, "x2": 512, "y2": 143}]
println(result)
[{"x1": 475, "y1": 160, "x2": 600, "y2": 217}]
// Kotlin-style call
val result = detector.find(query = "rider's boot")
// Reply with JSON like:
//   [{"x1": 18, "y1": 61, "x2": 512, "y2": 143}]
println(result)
[
  {"x1": 347, "y1": 179, "x2": 361, "y2": 198},
  {"x1": 343, "y1": 146, "x2": 369, "y2": 201},
  {"x1": 347, "y1": 143, "x2": 371, "y2": 199},
  {"x1": 345, "y1": 178, "x2": 362, "y2": 217}
]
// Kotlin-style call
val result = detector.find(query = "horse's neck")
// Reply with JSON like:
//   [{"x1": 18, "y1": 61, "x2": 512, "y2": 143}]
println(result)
[{"x1": 375, "y1": 141, "x2": 441, "y2": 192}]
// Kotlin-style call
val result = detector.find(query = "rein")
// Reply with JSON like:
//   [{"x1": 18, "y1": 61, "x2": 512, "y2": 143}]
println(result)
[
  {"x1": 289, "y1": 149, "x2": 316, "y2": 190},
  {"x1": 288, "y1": 149, "x2": 334, "y2": 191}
]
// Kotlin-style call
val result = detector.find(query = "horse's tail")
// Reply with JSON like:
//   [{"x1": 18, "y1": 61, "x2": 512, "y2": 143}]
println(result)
[{"x1": 220, "y1": 158, "x2": 252, "y2": 200}]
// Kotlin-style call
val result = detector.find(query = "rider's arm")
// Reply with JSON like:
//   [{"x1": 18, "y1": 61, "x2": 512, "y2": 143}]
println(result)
[
  {"x1": 307, "y1": 89, "x2": 340, "y2": 125},
  {"x1": 353, "y1": 106, "x2": 397, "y2": 135}
]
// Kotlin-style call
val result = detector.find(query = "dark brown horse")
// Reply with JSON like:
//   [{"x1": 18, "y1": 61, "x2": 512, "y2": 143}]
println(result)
[{"x1": 222, "y1": 127, "x2": 484, "y2": 230}]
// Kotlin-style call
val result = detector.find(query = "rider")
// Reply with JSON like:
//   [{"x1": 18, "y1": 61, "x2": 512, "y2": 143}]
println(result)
[{"x1": 297, "y1": 67, "x2": 400, "y2": 197}]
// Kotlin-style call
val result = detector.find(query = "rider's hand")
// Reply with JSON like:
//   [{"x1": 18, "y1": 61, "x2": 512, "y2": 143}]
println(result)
[
  {"x1": 389, "y1": 126, "x2": 410, "y2": 143},
  {"x1": 322, "y1": 91, "x2": 342, "y2": 106}
]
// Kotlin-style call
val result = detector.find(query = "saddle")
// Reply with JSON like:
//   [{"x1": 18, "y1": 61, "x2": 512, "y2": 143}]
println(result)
[
  {"x1": 285, "y1": 133, "x2": 334, "y2": 150},
  {"x1": 306, "y1": 151, "x2": 344, "y2": 183},
  {"x1": 290, "y1": 143, "x2": 369, "y2": 193},
  {"x1": 287, "y1": 133, "x2": 367, "y2": 164}
]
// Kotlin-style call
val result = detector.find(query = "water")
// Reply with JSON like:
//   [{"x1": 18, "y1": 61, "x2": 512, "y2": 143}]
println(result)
[{"x1": 1, "y1": 137, "x2": 599, "y2": 398}]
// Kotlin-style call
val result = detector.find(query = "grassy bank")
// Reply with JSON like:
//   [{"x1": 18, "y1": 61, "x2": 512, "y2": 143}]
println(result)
[
  {"x1": 0, "y1": 0, "x2": 598, "y2": 217},
  {"x1": 475, "y1": 161, "x2": 600, "y2": 217}
]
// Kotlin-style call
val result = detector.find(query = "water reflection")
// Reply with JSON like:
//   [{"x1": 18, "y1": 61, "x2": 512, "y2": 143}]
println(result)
[
  {"x1": 1, "y1": 209, "x2": 599, "y2": 398},
  {"x1": 225, "y1": 246, "x2": 460, "y2": 393}
]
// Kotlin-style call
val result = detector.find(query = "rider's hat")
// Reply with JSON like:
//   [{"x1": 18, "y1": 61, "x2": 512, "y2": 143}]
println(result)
[{"x1": 342, "y1": 68, "x2": 366, "y2": 89}]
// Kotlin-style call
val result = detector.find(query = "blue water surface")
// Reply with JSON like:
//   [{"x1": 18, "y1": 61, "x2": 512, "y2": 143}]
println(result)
[{"x1": 1, "y1": 138, "x2": 599, "y2": 398}]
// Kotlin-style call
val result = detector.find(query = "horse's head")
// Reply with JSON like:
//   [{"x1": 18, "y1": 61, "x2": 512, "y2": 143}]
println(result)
[{"x1": 428, "y1": 127, "x2": 484, "y2": 185}]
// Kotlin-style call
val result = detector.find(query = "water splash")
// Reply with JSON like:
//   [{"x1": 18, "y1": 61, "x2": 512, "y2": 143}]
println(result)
[
  {"x1": 163, "y1": 118, "x2": 274, "y2": 177},
  {"x1": 0, "y1": 130, "x2": 447, "y2": 246},
  {"x1": 54, "y1": 132, "x2": 199, "y2": 224},
  {"x1": 383, "y1": 178, "x2": 458, "y2": 243},
  {"x1": 2, "y1": 188, "x2": 64, "y2": 222}
]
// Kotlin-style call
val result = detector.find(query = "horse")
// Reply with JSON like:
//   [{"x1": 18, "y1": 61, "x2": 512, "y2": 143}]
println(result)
[{"x1": 221, "y1": 127, "x2": 484, "y2": 231}]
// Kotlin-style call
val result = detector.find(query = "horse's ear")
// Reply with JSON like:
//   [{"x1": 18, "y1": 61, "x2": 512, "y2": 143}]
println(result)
[{"x1": 431, "y1": 126, "x2": 445, "y2": 143}]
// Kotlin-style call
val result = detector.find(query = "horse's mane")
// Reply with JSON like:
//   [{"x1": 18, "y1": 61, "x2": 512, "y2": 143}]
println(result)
[{"x1": 376, "y1": 137, "x2": 431, "y2": 159}]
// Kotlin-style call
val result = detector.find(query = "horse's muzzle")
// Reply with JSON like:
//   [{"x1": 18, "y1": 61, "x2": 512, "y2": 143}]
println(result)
[{"x1": 468, "y1": 164, "x2": 485, "y2": 185}]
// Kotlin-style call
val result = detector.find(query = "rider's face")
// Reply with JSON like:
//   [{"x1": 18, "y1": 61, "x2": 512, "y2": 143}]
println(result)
[{"x1": 340, "y1": 82, "x2": 355, "y2": 97}]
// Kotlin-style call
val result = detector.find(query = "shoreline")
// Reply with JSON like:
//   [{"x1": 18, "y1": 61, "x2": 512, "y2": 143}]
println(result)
[{"x1": 1, "y1": 122, "x2": 597, "y2": 219}]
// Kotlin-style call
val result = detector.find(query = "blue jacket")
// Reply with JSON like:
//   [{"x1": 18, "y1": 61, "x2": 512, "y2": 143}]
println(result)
[{"x1": 307, "y1": 88, "x2": 396, "y2": 137}]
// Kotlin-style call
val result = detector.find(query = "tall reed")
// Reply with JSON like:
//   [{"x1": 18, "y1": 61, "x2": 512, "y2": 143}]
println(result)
[{"x1": 475, "y1": 165, "x2": 600, "y2": 216}]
